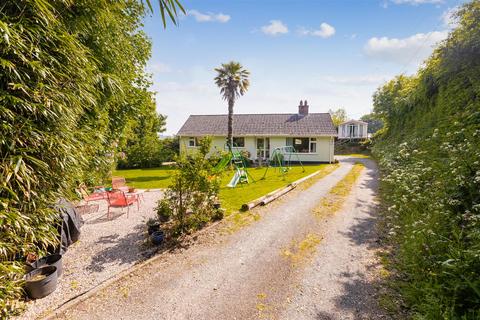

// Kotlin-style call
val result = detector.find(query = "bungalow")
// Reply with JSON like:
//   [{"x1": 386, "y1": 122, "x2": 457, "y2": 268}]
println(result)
[
  {"x1": 177, "y1": 100, "x2": 337, "y2": 163},
  {"x1": 337, "y1": 119, "x2": 368, "y2": 139}
]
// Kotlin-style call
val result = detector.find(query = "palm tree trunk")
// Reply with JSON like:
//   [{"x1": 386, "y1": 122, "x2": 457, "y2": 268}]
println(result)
[{"x1": 227, "y1": 98, "x2": 234, "y2": 150}]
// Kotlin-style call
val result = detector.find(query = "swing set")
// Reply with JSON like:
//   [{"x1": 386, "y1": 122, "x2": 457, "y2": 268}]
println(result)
[
  {"x1": 261, "y1": 146, "x2": 305, "y2": 180},
  {"x1": 212, "y1": 145, "x2": 305, "y2": 188}
]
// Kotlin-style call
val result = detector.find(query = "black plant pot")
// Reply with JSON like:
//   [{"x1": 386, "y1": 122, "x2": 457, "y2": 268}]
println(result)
[
  {"x1": 150, "y1": 230, "x2": 165, "y2": 245},
  {"x1": 147, "y1": 223, "x2": 161, "y2": 235},
  {"x1": 29, "y1": 254, "x2": 63, "y2": 277},
  {"x1": 24, "y1": 266, "x2": 58, "y2": 299}
]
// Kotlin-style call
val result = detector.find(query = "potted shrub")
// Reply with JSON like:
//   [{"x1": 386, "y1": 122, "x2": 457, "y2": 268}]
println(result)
[
  {"x1": 146, "y1": 218, "x2": 160, "y2": 235},
  {"x1": 156, "y1": 199, "x2": 172, "y2": 223}
]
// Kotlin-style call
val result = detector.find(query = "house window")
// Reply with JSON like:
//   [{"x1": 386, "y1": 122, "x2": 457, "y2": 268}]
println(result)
[
  {"x1": 310, "y1": 138, "x2": 317, "y2": 153},
  {"x1": 232, "y1": 137, "x2": 245, "y2": 147},
  {"x1": 188, "y1": 137, "x2": 197, "y2": 147},
  {"x1": 286, "y1": 137, "x2": 317, "y2": 153}
]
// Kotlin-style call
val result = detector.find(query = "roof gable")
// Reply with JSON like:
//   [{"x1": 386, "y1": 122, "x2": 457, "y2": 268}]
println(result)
[
  {"x1": 340, "y1": 119, "x2": 368, "y2": 125},
  {"x1": 177, "y1": 113, "x2": 337, "y2": 137}
]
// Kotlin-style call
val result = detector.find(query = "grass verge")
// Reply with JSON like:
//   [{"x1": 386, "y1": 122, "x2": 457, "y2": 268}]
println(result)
[
  {"x1": 312, "y1": 163, "x2": 365, "y2": 219},
  {"x1": 281, "y1": 233, "x2": 322, "y2": 267}
]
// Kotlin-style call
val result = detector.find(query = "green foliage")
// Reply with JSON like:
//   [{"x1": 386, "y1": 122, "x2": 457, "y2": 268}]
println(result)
[
  {"x1": 360, "y1": 113, "x2": 384, "y2": 134},
  {"x1": 144, "y1": 0, "x2": 185, "y2": 28},
  {"x1": 328, "y1": 108, "x2": 348, "y2": 127},
  {"x1": 373, "y1": 2, "x2": 480, "y2": 318},
  {"x1": 116, "y1": 114, "x2": 178, "y2": 169},
  {"x1": 155, "y1": 137, "x2": 222, "y2": 235},
  {"x1": 0, "y1": 0, "x2": 163, "y2": 315}
]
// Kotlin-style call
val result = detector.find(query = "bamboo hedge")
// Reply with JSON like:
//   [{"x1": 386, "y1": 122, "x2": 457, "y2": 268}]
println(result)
[{"x1": 0, "y1": 0, "x2": 161, "y2": 316}]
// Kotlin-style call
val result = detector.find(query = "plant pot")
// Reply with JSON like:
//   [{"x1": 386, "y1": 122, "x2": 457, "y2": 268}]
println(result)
[
  {"x1": 147, "y1": 222, "x2": 161, "y2": 235},
  {"x1": 29, "y1": 254, "x2": 63, "y2": 277},
  {"x1": 150, "y1": 230, "x2": 165, "y2": 245},
  {"x1": 24, "y1": 266, "x2": 58, "y2": 299}
]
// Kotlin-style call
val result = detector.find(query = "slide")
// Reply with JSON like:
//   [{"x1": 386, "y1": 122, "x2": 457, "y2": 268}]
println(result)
[
  {"x1": 213, "y1": 154, "x2": 232, "y2": 174},
  {"x1": 227, "y1": 171, "x2": 241, "y2": 188}
]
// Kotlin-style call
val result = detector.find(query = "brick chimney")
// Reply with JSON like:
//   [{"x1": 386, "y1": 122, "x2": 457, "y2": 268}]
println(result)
[{"x1": 298, "y1": 99, "x2": 309, "y2": 115}]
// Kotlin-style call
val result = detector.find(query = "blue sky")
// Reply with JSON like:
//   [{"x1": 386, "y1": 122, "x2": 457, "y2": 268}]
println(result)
[{"x1": 143, "y1": 0, "x2": 464, "y2": 134}]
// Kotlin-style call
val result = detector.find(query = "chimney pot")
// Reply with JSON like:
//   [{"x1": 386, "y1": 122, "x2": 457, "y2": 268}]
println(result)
[{"x1": 298, "y1": 99, "x2": 309, "y2": 115}]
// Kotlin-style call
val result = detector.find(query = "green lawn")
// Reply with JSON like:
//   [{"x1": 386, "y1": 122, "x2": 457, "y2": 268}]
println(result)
[
  {"x1": 112, "y1": 166, "x2": 176, "y2": 189},
  {"x1": 114, "y1": 163, "x2": 338, "y2": 214}
]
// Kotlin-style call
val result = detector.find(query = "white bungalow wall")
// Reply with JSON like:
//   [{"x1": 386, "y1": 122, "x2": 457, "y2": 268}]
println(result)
[{"x1": 179, "y1": 136, "x2": 334, "y2": 163}]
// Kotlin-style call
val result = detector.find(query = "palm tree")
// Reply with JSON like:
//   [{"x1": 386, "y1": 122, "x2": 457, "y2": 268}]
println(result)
[{"x1": 214, "y1": 62, "x2": 250, "y2": 150}]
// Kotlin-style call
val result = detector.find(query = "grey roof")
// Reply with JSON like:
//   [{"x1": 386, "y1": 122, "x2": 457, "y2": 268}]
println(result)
[{"x1": 177, "y1": 113, "x2": 337, "y2": 137}]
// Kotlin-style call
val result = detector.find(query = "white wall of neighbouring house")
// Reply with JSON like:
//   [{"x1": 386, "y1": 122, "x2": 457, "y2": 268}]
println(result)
[
  {"x1": 179, "y1": 135, "x2": 334, "y2": 163},
  {"x1": 338, "y1": 121, "x2": 368, "y2": 139}
]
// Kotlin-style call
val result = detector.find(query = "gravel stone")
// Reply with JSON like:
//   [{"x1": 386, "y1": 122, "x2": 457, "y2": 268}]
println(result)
[{"x1": 16, "y1": 190, "x2": 164, "y2": 320}]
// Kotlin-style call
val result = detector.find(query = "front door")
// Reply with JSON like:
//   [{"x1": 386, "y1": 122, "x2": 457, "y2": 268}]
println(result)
[{"x1": 256, "y1": 137, "x2": 270, "y2": 159}]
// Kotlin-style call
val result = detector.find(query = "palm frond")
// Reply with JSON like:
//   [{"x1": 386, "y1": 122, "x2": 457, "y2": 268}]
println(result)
[{"x1": 143, "y1": 0, "x2": 185, "y2": 28}]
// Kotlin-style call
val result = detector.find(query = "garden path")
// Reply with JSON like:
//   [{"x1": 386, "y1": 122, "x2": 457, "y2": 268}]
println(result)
[{"x1": 47, "y1": 157, "x2": 385, "y2": 320}]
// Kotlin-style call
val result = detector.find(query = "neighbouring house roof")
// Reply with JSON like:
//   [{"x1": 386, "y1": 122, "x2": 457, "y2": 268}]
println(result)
[
  {"x1": 340, "y1": 119, "x2": 368, "y2": 126},
  {"x1": 177, "y1": 113, "x2": 338, "y2": 137}
]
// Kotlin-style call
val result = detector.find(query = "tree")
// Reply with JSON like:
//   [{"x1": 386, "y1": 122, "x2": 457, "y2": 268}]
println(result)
[
  {"x1": 214, "y1": 62, "x2": 250, "y2": 149},
  {"x1": 328, "y1": 108, "x2": 348, "y2": 127},
  {"x1": 0, "y1": 0, "x2": 179, "y2": 314},
  {"x1": 360, "y1": 113, "x2": 384, "y2": 134}
]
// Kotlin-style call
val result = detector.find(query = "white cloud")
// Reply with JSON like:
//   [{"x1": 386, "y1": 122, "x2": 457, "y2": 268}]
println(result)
[
  {"x1": 391, "y1": 0, "x2": 443, "y2": 5},
  {"x1": 364, "y1": 31, "x2": 449, "y2": 65},
  {"x1": 187, "y1": 10, "x2": 230, "y2": 23},
  {"x1": 299, "y1": 22, "x2": 336, "y2": 38},
  {"x1": 148, "y1": 62, "x2": 172, "y2": 73},
  {"x1": 261, "y1": 20, "x2": 289, "y2": 36},
  {"x1": 441, "y1": 7, "x2": 459, "y2": 28}
]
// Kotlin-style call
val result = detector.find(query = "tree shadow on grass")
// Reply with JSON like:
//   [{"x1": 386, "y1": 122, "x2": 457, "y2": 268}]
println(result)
[{"x1": 126, "y1": 176, "x2": 170, "y2": 183}]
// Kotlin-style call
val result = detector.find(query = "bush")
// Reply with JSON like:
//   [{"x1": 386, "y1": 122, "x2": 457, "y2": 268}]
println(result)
[{"x1": 154, "y1": 137, "x2": 223, "y2": 236}]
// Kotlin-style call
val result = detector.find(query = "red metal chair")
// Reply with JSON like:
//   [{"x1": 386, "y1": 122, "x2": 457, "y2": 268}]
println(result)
[
  {"x1": 112, "y1": 176, "x2": 129, "y2": 192},
  {"x1": 106, "y1": 190, "x2": 138, "y2": 218}
]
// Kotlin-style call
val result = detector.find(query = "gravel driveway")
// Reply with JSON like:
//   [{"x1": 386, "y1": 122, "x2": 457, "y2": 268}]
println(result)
[{"x1": 49, "y1": 157, "x2": 384, "y2": 320}]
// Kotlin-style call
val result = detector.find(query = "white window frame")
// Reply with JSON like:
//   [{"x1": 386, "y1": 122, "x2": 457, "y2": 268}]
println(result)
[
  {"x1": 188, "y1": 137, "x2": 197, "y2": 147},
  {"x1": 286, "y1": 137, "x2": 318, "y2": 154},
  {"x1": 309, "y1": 138, "x2": 317, "y2": 153}
]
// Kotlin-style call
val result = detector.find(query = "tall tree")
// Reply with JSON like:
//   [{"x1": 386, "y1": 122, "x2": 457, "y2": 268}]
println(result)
[
  {"x1": 328, "y1": 108, "x2": 348, "y2": 127},
  {"x1": 360, "y1": 113, "x2": 384, "y2": 134},
  {"x1": 214, "y1": 62, "x2": 250, "y2": 149}
]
